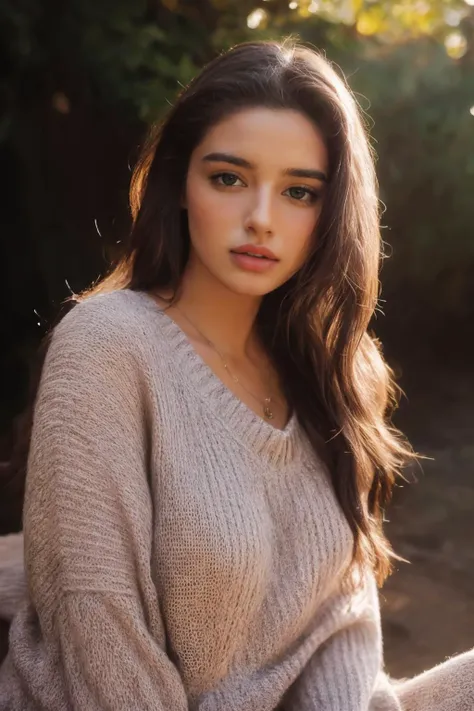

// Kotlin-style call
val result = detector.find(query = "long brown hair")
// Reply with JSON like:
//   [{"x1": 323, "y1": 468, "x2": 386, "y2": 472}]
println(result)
[{"x1": 20, "y1": 39, "x2": 418, "y2": 584}]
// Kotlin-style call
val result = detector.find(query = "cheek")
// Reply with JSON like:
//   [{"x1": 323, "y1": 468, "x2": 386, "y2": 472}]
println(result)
[
  {"x1": 280, "y1": 208, "x2": 319, "y2": 263},
  {"x1": 186, "y1": 179, "x2": 235, "y2": 241},
  {"x1": 186, "y1": 180, "x2": 213, "y2": 230}
]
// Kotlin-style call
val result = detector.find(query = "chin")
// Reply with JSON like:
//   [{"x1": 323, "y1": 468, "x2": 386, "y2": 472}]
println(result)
[{"x1": 218, "y1": 274, "x2": 285, "y2": 298}]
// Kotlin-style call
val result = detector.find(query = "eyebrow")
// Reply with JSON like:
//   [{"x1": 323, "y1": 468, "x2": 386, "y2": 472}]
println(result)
[{"x1": 202, "y1": 152, "x2": 328, "y2": 183}]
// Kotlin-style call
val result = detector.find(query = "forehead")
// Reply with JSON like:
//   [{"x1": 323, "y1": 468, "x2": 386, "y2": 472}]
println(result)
[{"x1": 194, "y1": 107, "x2": 328, "y2": 172}]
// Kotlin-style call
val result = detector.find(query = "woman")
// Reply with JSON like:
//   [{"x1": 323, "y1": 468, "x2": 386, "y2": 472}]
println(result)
[{"x1": 0, "y1": 39, "x2": 472, "y2": 710}]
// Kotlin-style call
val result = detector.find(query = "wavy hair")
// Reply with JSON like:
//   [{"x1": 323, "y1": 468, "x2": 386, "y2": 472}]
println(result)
[{"x1": 26, "y1": 39, "x2": 419, "y2": 584}]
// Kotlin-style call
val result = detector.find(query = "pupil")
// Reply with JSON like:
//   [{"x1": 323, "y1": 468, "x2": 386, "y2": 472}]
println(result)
[
  {"x1": 222, "y1": 173, "x2": 236, "y2": 186},
  {"x1": 291, "y1": 188, "x2": 305, "y2": 199}
]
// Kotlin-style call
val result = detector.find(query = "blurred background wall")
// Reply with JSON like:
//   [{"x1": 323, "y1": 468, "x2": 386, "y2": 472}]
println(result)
[{"x1": 1, "y1": 0, "x2": 473, "y2": 677}]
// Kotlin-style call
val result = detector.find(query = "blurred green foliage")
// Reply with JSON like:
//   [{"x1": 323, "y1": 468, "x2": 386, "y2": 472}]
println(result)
[
  {"x1": 3, "y1": 1, "x2": 473, "y2": 122},
  {"x1": 346, "y1": 43, "x2": 474, "y2": 306}
]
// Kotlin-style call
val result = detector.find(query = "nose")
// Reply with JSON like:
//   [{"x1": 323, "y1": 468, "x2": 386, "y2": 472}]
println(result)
[{"x1": 244, "y1": 186, "x2": 274, "y2": 236}]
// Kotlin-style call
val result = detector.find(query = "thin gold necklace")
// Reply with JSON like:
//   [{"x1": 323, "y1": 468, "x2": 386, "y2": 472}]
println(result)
[{"x1": 174, "y1": 304, "x2": 274, "y2": 420}]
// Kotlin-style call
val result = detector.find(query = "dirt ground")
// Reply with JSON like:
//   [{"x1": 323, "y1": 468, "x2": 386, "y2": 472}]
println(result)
[{"x1": 380, "y1": 363, "x2": 474, "y2": 678}]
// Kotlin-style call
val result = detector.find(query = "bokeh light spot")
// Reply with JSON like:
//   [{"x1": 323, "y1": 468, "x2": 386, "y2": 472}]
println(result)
[
  {"x1": 444, "y1": 31, "x2": 468, "y2": 59},
  {"x1": 247, "y1": 8, "x2": 267, "y2": 29}
]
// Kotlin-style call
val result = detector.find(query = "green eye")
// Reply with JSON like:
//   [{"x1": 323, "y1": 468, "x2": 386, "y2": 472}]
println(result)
[
  {"x1": 288, "y1": 187, "x2": 307, "y2": 200},
  {"x1": 212, "y1": 172, "x2": 242, "y2": 187},
  {"x1": 286, "y1": 186, "x2": 319, "y2": 204},
  {"x1": 222, "y1": 173, "x2": 237, "y2": 186}
]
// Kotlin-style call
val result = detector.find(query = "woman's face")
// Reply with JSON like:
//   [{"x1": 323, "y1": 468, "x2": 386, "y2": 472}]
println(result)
[{"x1": 184, "y1": 107, "x2": 329, "y2": 297}]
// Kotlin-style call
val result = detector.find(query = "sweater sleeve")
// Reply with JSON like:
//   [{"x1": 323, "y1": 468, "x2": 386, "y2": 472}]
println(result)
[
  {"x1": 281, "y1": 570, "x2": 402, "y2": 711},
  {"x1": 11, "y1": 301, "x2": 189, "y2": 710},
  {"x1": 280, "y1": 567, "x2": 474, "y2": 711},
  {"x1": 394, "y1": 649, "x2": 474, "y2": 711},
  {"x1": 0, "y1": 534, "x2": 25, "y2": 623}
]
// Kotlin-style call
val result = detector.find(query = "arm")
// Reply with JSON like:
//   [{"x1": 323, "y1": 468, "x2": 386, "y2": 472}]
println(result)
[
  {"x1": 12, "y1": 301, "x2": 188, "y2": 710},
  {"x1": 393, "y1": 649, "x2": 474, "y2": 711},
  {"x1": 281, "y1": 571, "x2": 401, "y2": 711},
  {"x1": 280, "y1": 566, "x2": 474, "y2": 711}
]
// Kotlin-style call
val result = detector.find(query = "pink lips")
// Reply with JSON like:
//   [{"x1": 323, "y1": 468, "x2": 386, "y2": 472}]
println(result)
[
  {"x1": 230, "y1": 244, "x2": 278, "y2": 260},
  {"x1": 229, "y1": 244, "x2": 279, "y2": 273}
]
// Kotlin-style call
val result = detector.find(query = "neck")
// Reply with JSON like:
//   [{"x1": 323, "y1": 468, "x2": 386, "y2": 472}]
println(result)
[{"x1": 169, "y1": 256, "x2": 263, "y2": 360}]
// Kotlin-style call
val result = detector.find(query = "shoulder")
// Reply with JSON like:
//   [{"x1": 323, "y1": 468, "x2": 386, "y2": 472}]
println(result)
[
  {"x1": 52, "y1": 289, "x2": 165, "y2": 352},
  {"x1": 47, "y1": 289, "x2": 164, "y2": 380},
  {"x1": 55, "y1": 289, "x2": 153, "y2": 339}
]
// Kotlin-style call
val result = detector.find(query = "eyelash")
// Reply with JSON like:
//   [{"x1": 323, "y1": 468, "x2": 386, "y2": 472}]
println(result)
[{"x1": 209, "y1": 172, "x2": 320, "y2": 205}]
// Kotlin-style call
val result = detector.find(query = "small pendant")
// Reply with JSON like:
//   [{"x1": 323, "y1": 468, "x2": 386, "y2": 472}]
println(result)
[{"x1": 263, "y1": 398, "x2": 273, "y2": 420}]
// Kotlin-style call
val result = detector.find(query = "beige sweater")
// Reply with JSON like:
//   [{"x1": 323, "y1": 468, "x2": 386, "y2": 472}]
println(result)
[{"x1": 0, "y1": 289, "x2": 472, "y2": 710}]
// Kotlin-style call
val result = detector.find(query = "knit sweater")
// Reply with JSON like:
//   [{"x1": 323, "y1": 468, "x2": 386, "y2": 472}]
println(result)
[
  {"x1": 0, "y1": 288, "x2": 472, "y2": 711},
  {"x1": 0, "y1": 534, "x2": 25, "y2": 625}
]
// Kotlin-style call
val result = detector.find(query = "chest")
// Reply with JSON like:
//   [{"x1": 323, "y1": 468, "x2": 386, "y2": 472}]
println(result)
[
  {"x1": 149, "y1": 407, "x2": 353, "y2": 609},
  {"x1": 189, "y1": 338, "x2": 291, "y2": 431},
  {"x1": 145, "y1": 395, "x2": 354, "y2": 688}
]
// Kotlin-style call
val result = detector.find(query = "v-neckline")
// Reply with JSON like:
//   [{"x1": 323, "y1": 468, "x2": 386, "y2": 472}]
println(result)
[{"x1": 134, "y1": 289, "x2": 302, "y2": 468}]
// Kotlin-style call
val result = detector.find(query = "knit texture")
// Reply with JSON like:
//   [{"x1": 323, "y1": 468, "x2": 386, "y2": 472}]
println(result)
[
  {"x1": 0, "y1": 534, "x2": 25, "y2": 623},
  {"x1": 0, "y1": 288, "x2": 472, "y2": 710}
]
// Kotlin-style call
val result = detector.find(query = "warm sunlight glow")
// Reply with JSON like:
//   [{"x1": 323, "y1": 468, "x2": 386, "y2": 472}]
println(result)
[
  {"x1": 247, "y1": 8, "x2": 267, "y2": 29},
  {"x1": 445, "y1": 9, "x2": 463, "y2": 27},
  {"x1": 444, "y1": 31, "x2": 468, "y2": 59},
  {"x1": 413, "y1": 0, "x2": 430, "y2": 12}
]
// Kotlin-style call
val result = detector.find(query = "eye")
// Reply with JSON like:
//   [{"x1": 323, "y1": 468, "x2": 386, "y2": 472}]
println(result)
[
  {"x1": 285, "y1": 186, "x2": 320, "y2": 205},
  {"x1": 210, "y1": 172, "x2": 245, "y2": 188}
]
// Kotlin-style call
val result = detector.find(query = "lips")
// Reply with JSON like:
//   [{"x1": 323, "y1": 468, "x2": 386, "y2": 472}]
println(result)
[
  {"x1": 230, "y1": 244, "x2": 278, "y2": 261},
  {"x1": 229, "y1": 250, "x2": 279, "y2": 273}
]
